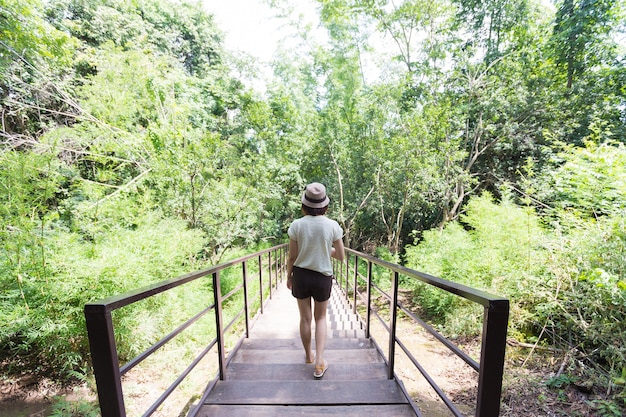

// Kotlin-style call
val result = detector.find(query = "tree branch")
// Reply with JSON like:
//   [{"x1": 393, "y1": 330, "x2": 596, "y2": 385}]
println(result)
[{"x1": 86, "y1": 169, "x2": 151, "y2": 210}]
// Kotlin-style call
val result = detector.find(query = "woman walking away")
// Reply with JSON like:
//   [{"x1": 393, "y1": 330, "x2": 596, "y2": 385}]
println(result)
[{"x1": 287, "y1": 183, "x2": 345, "y2": 379}]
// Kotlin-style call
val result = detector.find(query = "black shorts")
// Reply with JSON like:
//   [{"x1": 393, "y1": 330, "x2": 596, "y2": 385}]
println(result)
[{"x1": 291, "y1": 266, "x2": 333, "y2": 302}]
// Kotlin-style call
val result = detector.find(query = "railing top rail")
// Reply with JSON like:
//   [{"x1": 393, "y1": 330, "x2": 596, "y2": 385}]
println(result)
[
  {"x1": 345, "y1": 248, "x2": 507, "y2": 308},
  {"x1": 85, "y1": 243, "x2": 288, "y2": 313}
]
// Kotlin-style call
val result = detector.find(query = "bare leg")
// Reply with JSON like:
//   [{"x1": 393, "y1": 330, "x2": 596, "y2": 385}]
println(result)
[
  {"x1": 313, "y1": 298, "x2": 329, "y2": 369},
  {"x1": 297, "y1": 297, "x2": 314, "y2": 363}
]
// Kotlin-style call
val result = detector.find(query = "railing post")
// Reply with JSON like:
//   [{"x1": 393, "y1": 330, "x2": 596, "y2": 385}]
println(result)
[
  {"x1": 366, "y1": 260, "x2": 372, "y2": 339},
  {"x1": 84, "y1": 304, "x2": 126, "y2": 417},
  {"x1": 353, "y1": 255, "x2": 358, "y2": 314},
  {"x1": 476, "y1": 299, "x2": 509, "y2": 417},
  {"x1": 243, "y1": 261, "x2": 250, "y2": 337},
  {"x1": 212, "y1": 271, "x2": 226, "y2": 380},
  {"x1": 258, "y1": 255, "x2": 264, "y2": 314},
  {"x1": 388, "y1": 270, "x2": 400, "y2": 380},
  {"x1": 279, "y1": 246, "x2": 285, "y2": 283},
  {"x1": 268, "y1": 251, "x2": 273, "y2": 298},
  {"x1": 276, "y1": 247, "x2": 280, "y2": 284},
  {"x1": 344, "y1": 252, "x2": 349, "y2": 296}
]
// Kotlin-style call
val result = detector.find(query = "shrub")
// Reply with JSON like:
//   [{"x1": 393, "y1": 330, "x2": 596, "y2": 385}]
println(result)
[
  {"x1": 0, "y1": 209, "x2": 206, "y2": 379},
  {"x1": 404, "y1": 191, "x2": 549, "y2": 335}
]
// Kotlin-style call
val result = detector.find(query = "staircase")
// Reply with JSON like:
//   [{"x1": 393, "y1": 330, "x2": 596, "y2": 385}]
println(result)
[{"x1": 192, "y1": 282, "x2": 417, "y2": 417}]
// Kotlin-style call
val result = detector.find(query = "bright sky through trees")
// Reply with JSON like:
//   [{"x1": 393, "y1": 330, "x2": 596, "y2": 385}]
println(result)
[
  {"x1": 203, "y1": 0, "x2": 282, "y2": 61},
  {"x1": 203, "y1": 0, "x2": 322, "y2": 91}
]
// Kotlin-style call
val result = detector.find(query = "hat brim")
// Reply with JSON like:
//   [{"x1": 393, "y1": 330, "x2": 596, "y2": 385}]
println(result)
[{"x1": 302, "y1": 195, "x2": 330, "y2": 208}]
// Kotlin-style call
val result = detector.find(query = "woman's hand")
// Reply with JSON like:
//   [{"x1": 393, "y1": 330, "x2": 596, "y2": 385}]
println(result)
[{"x1": 287, "y1": 276, "x2": 293, "y2": 290}]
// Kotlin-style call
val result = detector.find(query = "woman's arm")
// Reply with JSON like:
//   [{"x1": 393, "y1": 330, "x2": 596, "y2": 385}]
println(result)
[
  {"x1": 287, "y1": 239, "x2": 298, "y2": 289},
  {"x1": 331, "y1": 238, "x2": 345, "y2": 261}
]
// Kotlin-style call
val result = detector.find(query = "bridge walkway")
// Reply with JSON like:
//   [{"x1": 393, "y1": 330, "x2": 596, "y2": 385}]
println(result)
[{"x1": 192, "y1": 282, "x2": 417, "y2": 417}]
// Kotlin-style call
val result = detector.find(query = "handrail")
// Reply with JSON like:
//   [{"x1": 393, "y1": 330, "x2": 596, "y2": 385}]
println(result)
[
  {"x1": 334, "y1": 248, "x2": 509, "y2": 417},
  {"x1": 84, "y1": 243, "x2": 288, "y2": 417},
  {"x1": 85, "y1": 243, "x2": 507, "y2": 417}
]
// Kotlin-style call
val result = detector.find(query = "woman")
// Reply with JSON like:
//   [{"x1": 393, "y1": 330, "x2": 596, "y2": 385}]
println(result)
[{"x1": 287, "y1": 182, "x2": 345, "y2": 378}]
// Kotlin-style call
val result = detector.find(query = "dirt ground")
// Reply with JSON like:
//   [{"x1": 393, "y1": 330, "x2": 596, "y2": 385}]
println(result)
[
  {"x1": 0, "y1": 377, "x2": 94, "y2": 417},
  {"x1": 380, "y1": 320, "x2": 601, "y2": 417}
]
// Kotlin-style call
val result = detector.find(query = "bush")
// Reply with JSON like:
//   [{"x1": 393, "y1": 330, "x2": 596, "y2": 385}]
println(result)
[
  {"x1": 404, "y1": 191, "x2": 549, "y2": 335},
  {"x1": 0, "y1": 209, "x2": 206, "y2": 379},
  {"x1": 50, "y1": 397, "x2": 99, "y2": 417},
  {"x1": 536, "y1": 213, "x2": 626, "y2": 378},
  {"x1": 403, "y1": 181, "x2": 625, "y2": 411}
]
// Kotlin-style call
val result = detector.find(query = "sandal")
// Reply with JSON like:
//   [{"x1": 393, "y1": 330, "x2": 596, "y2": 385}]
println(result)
[
  {"x1": 305, "y1": 354, "x2": 315, "y2": 364},
  {"x1": 313, "y1": 362, "x2": 328, "y2": 378}
]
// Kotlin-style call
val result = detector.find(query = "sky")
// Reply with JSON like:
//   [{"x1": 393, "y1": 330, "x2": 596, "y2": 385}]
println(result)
[
  {"x1": 202, "y1": 0, "x2": 321, "y2": 91},
  {"x1": 203, "y1": 0, "x2": 280, "y2": 62},
  {"x1": 202, "y1": 1, "x2": 626, "y2": 92},
  {"x1": 203, "y1": 1, "x2": 320, "y2": 61}
]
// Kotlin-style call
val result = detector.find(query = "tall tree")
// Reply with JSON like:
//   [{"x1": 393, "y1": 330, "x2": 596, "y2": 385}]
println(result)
[
  {"x1": 551, "y1": 0, "x2": 622, "y2": 89},
  {"x1": 453, "y1": 0, "x2": 531, "y2": 62}
]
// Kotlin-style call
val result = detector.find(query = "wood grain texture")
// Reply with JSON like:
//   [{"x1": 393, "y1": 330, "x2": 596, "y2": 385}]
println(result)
[{"x1": 192, "y1": 283, "x2": 417, "y2": 417}]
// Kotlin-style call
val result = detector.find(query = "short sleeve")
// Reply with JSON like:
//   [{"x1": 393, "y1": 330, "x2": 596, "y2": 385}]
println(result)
[
  {"x1": 287, "y1": 221, "x2": 297, "y2": 240},
  {"x1": 332, "y1": 220, "x2": 343, "y2": 241}
]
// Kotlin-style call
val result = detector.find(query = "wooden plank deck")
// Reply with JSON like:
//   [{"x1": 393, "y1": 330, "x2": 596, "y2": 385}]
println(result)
[{"x1": 192, "y1": 282, "x2": 418, "y2": 417}]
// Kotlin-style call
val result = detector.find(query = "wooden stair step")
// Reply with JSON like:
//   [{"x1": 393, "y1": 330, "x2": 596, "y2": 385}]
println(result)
[
  {"x1": 190, "y1": 284, "x2": 417, "y2": 417},
  {"x1": 327, "y1": 321, "x2": 361, "y2": 330},
  {"x1": 195, "y1": 404, "x2": 417, "y2": 417},
  {"x1": 329, "y1": 329, "x2": 366, "y2": 338},
  {"x1": 230, "y1": 348, "x2": 384, "y2": 365},
  {"x1": 328, "y1": 310, "x2": 361, "y2": 318},
  {"x1": 224, "y1": 362, "x2": 389, "y2": 381},
  {"x1": 240, "y1": 338, "x2": 374, "y2": 350},
  {"x1": 204, "y1": 380, "x2": 408, "y2": 405}
]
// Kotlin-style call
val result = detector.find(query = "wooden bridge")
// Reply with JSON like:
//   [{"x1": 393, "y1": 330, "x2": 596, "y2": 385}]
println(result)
[
  {"x1": 85, "y1": 244, "x2": 509, "y2": 417},
  {"x1": 195, "y1": 282, "x2": 415, "y2": 417}
]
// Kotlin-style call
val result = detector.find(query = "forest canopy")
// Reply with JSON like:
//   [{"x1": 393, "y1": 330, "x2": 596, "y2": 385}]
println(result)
[{"x1": 1, "y1": 0, "x2": 625, "y2": 413}]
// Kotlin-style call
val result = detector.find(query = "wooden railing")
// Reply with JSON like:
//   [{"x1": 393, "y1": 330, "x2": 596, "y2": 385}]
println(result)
[
  {"x1": 84, "y1": 244, "x2": 288, "y2": 417},
  {"x1": 334, "y1": 248, "x2": 509, "y2": 417}
]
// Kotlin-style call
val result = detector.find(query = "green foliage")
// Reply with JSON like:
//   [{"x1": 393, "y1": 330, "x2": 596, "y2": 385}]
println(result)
[
  {"x1": 551, "y1": 0, "x2": 622, "y2": 89},
  {"x1": 534, "y1": 213, "x2": 626, "y2": 374},
  {"x1": 536, "y1": 140, "x2": 626, "y2": 220},
  {"x1": 0, "y1": 0, "x2": 77, "y2": 142},
  {"x1": 453, "y1": 0, "x2": 532, "y2": 62},
  {"x1": 0, "y1": 0, "x2": 75, "y2": 68},
  {"x1": 404, "y1": 223, "x2": 471, "y2": 318},
  {"x1": 0, "y1": 203, "x2": 206, "y2": 376},
  {"x1": 545, "y1": 373, "x2": 576, "y2": 389},
  {"x1": 591, "y1": 399, "x2": 624, "y2": 417},
  {"x1": 405, "y1": 191, "x2": 548, "y2": 331},
  {"x1": 1, "y1": 4, "x2": 625, "y2": 416},
  {"x1": 45, "y1": 0, "x2": 223, "y2": 76},
  {"x1": 404, "y1": 140, "x2": 626, "y2": 409},
  {"x1": 50, "y1": 397, "x2": 99, "y2": 417}
]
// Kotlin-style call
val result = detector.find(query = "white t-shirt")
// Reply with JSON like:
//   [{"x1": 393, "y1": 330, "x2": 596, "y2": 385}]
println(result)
[{"x1": 288, "y1": 215, "x2": 343, "y2": 276}]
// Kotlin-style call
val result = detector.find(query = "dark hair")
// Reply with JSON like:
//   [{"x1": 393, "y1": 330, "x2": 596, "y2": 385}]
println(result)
[{"x1": 302, "y1": 204, "x2": 328, "y2": 216}]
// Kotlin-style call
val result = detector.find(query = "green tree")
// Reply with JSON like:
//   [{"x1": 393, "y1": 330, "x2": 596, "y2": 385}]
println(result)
[
  {"x1": 551, "y1": 0, "x2": 622, "y2": 89},
  {"x1": 533, "y1": 139, "x2": 626, "y2": 223},
  {"x1": 45, "y1": 0, "x2": 223, "y2": 76},
  {"x1": 1, "y1": 0, "x2": 257, "y2": 379},
  {"x1": 546, "y1": 0, "x2": 626, "y2": 146},
  {"x1": 1, "y1": 0, "x2": 76, "y2": 138},
  {"x1": 453, "y1": 0, "x2": 531, "y2": 62}
]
